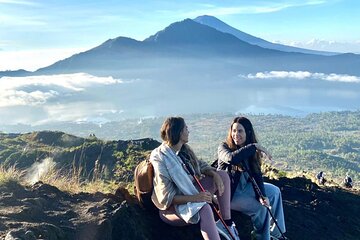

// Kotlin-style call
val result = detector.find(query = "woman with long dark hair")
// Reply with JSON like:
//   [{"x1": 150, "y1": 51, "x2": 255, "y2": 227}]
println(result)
[
  {"x1": 150, "y1": 117, "x2": 240, "y2": 240},
  {"x1": 217, "y1": 116, "x2": 286, "y2": 240}
]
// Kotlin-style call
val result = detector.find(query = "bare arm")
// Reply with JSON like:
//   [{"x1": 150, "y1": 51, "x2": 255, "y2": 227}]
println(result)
[
  {"x1": 253, "y1": 143, "x2": 272, "y2": 161},
  {"x1": 202, "y1": 168, "x2": 225, "y2": 196},
  {"x1": 172, "y1": 192, "x2": 213, "y2": 205}
]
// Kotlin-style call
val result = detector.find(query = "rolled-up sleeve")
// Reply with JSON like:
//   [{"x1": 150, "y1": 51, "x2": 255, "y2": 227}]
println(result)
[{"x1": 150, "y1": 151, "x2": 178, "y2": 210}]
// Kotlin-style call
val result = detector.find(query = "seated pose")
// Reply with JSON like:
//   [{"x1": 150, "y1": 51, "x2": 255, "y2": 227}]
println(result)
[
  {"x1": 150, "y1": 117, "x2": 240, "y2": 240},
  {"x1": 316, "y1": 171, "x2": 326, "y2": 185},
  {"x1": 217, "y1": 116, "x2": 286, "y2": 240},
  {"x1": 344, "y1": 174, "x2": 353, "y2": 188}
]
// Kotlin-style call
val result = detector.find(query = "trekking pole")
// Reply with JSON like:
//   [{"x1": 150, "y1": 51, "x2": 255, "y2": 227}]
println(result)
[
  {"x1": 182, "y1": 160, "x2": 236, "y2": 240},
  {"x1": 242, "y1": 166, "x2": 286, "y2": 240}
]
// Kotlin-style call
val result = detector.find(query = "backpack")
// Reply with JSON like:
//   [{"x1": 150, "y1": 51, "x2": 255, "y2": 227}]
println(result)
[{"x1": 134, "y1": 157, "x2": 155, "y2": 209}]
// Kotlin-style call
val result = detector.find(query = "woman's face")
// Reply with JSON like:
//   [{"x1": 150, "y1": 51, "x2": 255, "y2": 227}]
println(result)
[
  {"x1": 231, "y1": 122, "x2": 246, "y2": 146},
  {"x1": 179, "y1": 124, "x2": 189, "y2": 144}
]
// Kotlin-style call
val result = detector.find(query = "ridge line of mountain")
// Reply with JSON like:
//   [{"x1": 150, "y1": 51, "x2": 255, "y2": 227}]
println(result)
[{"x1": 2, "y1": 16, "x2": 358, "y2": 77}]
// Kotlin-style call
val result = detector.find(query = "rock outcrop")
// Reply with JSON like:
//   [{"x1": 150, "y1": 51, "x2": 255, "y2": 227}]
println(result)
[{"x1": 1, "y1": 175, "x2": 359, "y2": 240}]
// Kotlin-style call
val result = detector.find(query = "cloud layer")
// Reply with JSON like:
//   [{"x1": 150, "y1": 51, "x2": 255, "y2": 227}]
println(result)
[
  {"x1": 273, "y1": 39, "x2": 360, "y2": 54},
  {"x1": 0, "y1": 73, "x2": 122, "y2": 107},
  {"x1": 244, "y1": 71, "x2": 360, "y2": 83},
  {"x1": 0, "y1": 73, "x2": 125, "y2": 124},
  {"x1": 1, "y1": 70, "x2": 360, "y2": 126}
]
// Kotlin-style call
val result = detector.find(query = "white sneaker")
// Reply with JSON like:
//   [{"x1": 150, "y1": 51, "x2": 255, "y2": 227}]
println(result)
[
  {"x1": 271, "y1": 235, "x2": 288, "y2": 240},
  {"x1": 215, "y1": 220, "x2": 240, "y2": 240}
]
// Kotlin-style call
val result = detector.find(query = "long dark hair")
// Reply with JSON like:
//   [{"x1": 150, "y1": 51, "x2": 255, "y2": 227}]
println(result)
[
  {"x1": 160, "y1": 117, "x2": 185, "y2": 146},
  {"x1": 226, "y1": 116, "x2": 262, "y2": 173},
  {"x1": 160, "y1": 116, "x2": 202, "y2": 177}
]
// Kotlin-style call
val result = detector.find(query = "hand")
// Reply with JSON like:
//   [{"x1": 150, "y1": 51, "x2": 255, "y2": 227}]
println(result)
[
  {"x1": 194, "y1": 191, "x2": 213, "y2": 203},
  {"x1": 253, "y1": 143, "x2": 272, "y2": 161},
  {"x1": 212, "y1": 172, "x2": 225, "y2": 196},
  {"x1": 261, "y1": 151, "x2": 274, "y2": 164},
  {"x1": 259, "y1": 197, "x2": 270, "y2": 208}
]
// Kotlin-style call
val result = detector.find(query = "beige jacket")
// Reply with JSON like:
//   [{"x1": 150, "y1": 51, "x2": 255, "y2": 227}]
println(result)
[{"x1": 150, "y1": 143, "x2": 213, "y2": 223}]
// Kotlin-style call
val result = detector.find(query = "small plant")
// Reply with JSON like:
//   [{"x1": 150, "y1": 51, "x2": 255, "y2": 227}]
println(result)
[
  {"x1": 278, "y1": 170, "x2": 287, "y2": 178},
  {"x1": 82, "y1": 179, "x2": 119, "y2": 194},
  {"x1": 0, "y1": 164, "x2": 23, "y2": 186}
]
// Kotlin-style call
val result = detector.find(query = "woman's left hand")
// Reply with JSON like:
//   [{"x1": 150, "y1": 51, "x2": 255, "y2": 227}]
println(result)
[
  {"x1": 254, "y1": 143, "x2": 272, "y2": 161},
  {"x1": 212, "y1": 172, "x2": 224, "y2": 196},
  {"x1": 259, "y1": 197, "x2": 270, "y2": 208}
]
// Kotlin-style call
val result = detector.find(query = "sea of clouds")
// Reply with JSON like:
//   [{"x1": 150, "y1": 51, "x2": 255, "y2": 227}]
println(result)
[
  {"x1": 0, "y1": 73, "x2": 126, "y2": 124},
  {"x1": 1, "y1": 71, "x2": 360, "y2": 125},
  {"x1": 243, "y1": 71, "x2": 360, "y2": 83}
]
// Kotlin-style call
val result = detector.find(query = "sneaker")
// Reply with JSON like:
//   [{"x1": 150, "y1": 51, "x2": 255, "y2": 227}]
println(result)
[
  {"x1": 271, "y1": 235, "x2": 288, "y2": 240},
  {"x1": 215, "y1": 220, "x2": 240, "y2": 240},
  {"x1": 250, "y1": 230, "x2": 256, "y2": 240}
]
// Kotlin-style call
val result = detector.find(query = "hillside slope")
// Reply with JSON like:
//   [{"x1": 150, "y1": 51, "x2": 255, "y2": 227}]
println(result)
[
  {"x1": 0, "y1": 175, "x2": 359, "y2": 239},
  {"x1": 0, "y1": 131, "x2": 160, "y2": 182},
  {"x1": 0, "y1": 130, "x2": 359, "y2": 239}
]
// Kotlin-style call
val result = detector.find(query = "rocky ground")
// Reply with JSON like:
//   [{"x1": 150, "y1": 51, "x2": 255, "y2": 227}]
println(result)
[{"x1": 0, "y1": 176, "x2": 359, "y2": 240}]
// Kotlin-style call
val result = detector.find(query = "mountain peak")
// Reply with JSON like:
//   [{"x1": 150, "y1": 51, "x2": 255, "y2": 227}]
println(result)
[
  {"x1": 144, "y1": 18, "x2": 215, "y2": 44},
  {"x1": 194, "y1": 15, "x2": 227, "y2": 26},
  {"x1": 193, "y1": 15, "x2": 337, "y2": 56},
  {"x1": 96, "y1": 36, "x2": 140, "y2": 49},
  {"x1": 143, "y1": 18, "x2": 250, "y2": 47},
  {"x1": 193, "y1": 15, "x2": 269, "y2": 45},
  {"x1": 193, "y1": 15, "x2": 216, "y2": 21}
]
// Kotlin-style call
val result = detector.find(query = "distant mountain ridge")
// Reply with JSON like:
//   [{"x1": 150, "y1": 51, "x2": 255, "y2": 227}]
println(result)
[
  {"x1": 0, "y1": 69, "x2": 31, "y2": 77},
  {"x1": 143, "y1": 19, "x2": 282, "y2": 57},
  {"x1": 1, "y1": 16, "x2": 358, "y2": 77},
  {"x1": 193, "y1": 15, "x2": 338, "y2": 56},
  {"x1": 32, "y1": 18, "x2": 360, "y2": 77}
]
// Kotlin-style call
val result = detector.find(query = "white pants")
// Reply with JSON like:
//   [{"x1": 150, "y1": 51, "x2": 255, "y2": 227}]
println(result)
[{"x1": 231, "y1": 181, "x2": 286, "y2": 240}]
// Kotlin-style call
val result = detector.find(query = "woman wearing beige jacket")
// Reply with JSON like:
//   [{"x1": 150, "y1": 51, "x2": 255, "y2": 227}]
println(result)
[{"x1": 150, "y1": 116, "x2": 240, "y2": 240}]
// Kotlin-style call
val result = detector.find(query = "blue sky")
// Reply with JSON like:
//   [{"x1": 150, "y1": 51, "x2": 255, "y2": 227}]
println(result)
[{"x1": 1, "y1": 0, "x2": 360, "y2": 71}]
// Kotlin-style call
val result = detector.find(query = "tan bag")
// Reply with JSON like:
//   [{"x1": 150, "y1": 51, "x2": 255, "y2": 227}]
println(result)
[{"x1": 134, "y1": 157, "x2": 154, "y2": 208}]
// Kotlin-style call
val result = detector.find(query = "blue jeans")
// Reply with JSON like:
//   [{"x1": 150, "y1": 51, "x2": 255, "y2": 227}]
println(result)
[{"x1": 231, "y1": 181, "x2": 286, "y2": 240}]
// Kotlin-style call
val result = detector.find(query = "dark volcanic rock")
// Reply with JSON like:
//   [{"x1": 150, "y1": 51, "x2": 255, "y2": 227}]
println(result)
[
  {"x1": 0, "y1": 181, "x2": 124, "y2": 240},
  {"x1": 0, "y1": 176, "x2": 359, "y2": 240}
]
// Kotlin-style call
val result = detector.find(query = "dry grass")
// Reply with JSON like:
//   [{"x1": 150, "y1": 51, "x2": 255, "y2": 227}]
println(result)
[
  {"x1": 1, "y1": 163, "x2": 122, "y2": 194},
  {"x1": 38, "y1": 165, "x2": 83, "y2": 193},
  {"x1": 262, "y1": 163, "x2": 288, "y2": 179},
  {"x1": 36, "y1": 164, "x2": 120, "y2": 194},
  {"x1": 0, "y1": 165, "x2": 24, "y2": 186},
  {"x1": 82, "y1": 179, "x2": 120, "y2": 194}
]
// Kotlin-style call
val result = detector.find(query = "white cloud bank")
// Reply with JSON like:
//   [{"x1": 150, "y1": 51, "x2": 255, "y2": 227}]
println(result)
[
  {"x1": 272, "y1": 39, "x2": 360, "y2": 54},
  {"x1": 0, "y1": 73, "x2": 123, "y2": 107},
  {"x1": 0, "y1": 73, "x2": 125, "y2": 124},
  {"x1": 244, "y1": 71, "x2": 360, "y2": 83}
]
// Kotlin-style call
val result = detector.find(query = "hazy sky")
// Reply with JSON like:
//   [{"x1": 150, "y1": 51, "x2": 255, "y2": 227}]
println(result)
[{"x1": 1, "y1": 0, "x2": 360, "y2": 71}]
